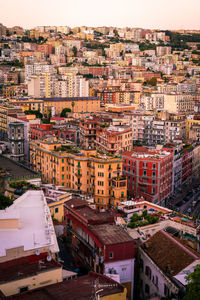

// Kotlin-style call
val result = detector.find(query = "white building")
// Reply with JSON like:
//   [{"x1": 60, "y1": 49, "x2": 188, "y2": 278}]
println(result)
[
  {"x1": 0, "y1": 190, "x2": 59, "y2": 262},
  {"x1": 139, "y1": 230, "x2": 200, "y2": 299}
]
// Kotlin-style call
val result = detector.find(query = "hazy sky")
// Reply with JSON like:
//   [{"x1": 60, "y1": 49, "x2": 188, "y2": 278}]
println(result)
[{"x1": 0, "y1": 0, "x2": 200, "y2": 30}]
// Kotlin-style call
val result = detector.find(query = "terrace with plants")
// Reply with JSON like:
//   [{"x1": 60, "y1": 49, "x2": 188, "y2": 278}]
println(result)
[{"x1": 127, "y1": 210, "x2": 159, "y2": 228}]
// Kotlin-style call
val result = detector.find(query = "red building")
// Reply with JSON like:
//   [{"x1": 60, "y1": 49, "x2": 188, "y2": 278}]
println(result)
[
  {"x1": 37, "y1": 44, "x2": 53, "y2": 56},
  {"x1": 88, "y1": 67, "x2": 109, "y2": 77},
  {"x1": 65, "y1": 198, "x2": 135, "y2": 300},
  {"x1": 30, "y1": 124, "x2": 77, "y2": 143},
  {"x1": 122, "y1": 147, "x2": 173, "y2": 205}
]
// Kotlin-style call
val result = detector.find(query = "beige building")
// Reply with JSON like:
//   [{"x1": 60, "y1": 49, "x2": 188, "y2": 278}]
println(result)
[{"x1": 163, "y1": 94, "x2": 194, "y2": 114}]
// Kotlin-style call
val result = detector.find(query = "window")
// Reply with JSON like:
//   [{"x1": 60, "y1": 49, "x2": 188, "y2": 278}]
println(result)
[
  {"x1": 109, "y1": 252, "x2": 114, "y2": 259},
  {"x1": 152, "y1": 179, "x2": 155, "y2": 184},
  {"x1": 153, "y1": 163, "x2": 156, "y2": 169},
  {"x1": 55, "y1": 207, "x2": 59, "y2": 213},
  {"x1": 19, "y1": 286, "x2": 29, "y2": 293},
  {"x1": 145, "y1": 266, "x2": 152, "y2": 280},
  {"x1": 62, "y1": 159, "x2": 64, "y2": 163},
  {"x1": 62, "y1": 175, "x2": 64, "y2": 179},
  {"x1": 145, "y1": 284, "x2": 150, "y2": 294},
  {"x1": 62, "y1": 167, "x2": 64, "y2": 171},
  {"x1": 155, "y1": 275, "x2": 158, "y2": 287},
  {"x1": 143, "y1": 170, "x2": 147, "y2": 176},
  {"x1": 143, "y1": 162, "x2": 147, "y2": 168},
  {"x1": 164, "y1": 284, "x2": 169, "y2": 297},
  {"x1": 152, "y1": 171, "x2": 156, "y2": 177},
  {"x1": 139, "y1": 259, "x2": 144, "y2": 272}
]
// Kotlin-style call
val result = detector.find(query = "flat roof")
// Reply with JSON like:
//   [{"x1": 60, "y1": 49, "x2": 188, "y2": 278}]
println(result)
[
  {"x1": 0, "y1": 191, "x2": 59, "y2": 258},
  {"x1": 90, "y1": 223, "x2": 134, "y2": 245},
  {"x1": 42, "y1": 97, "x2": 99, "y2": 102}
]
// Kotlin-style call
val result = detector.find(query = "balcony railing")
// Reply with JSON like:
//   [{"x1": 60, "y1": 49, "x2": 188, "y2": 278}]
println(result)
[{"x1": 67, "y1": 225, "x2": 94, "y2": 252}]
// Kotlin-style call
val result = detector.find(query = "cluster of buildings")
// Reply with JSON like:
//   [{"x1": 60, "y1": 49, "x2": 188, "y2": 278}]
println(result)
[{"x1": 1, "y1": 23, "x2": 200, "y2": 299}]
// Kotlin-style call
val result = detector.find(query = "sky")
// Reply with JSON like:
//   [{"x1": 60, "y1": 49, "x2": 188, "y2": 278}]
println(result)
[{"x1": 0, "y1": 0, "x2": 200, "y2": 30}]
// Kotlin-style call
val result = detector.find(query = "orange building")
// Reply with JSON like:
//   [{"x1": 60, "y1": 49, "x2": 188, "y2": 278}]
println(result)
[{"x1": 30, "y1": 136, "x2": 127, "y2": 209}]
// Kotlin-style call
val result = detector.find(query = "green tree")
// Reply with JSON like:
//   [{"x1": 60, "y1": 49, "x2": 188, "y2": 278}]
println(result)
[
  {"x1": 60, "y1": 107, "x2": 71, "y2": 117},
  {"x1": 71, "y1": 101, "x2": 75, "y2": 113},
  {"x1": 0, "y1": 194, "x2": 13, "y2": 210},
  {"x1": 72, "y1": 46, "x2": 78, "y2": 57},
  {"x1": 148, "y1": 77, "x2": 157, "y2": 86},
  {"x1": 24, "y1": 110, "x2": 43, "y2": 119},
  {"x1": 183, "y1": 265, "x2": 200, "y2": 300}
]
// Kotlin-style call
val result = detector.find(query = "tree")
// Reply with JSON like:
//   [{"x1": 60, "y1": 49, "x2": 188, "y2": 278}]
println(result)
[
  {"x1": 0, "y1": 194, "x2": 13, "y2": 210},
  {"x1": 72, "y1": 46, "x2": 78, "y2": 57},
  {"x1": 24, "y1": 110, "x2": 43, "y2": 119},
  {"x1": 183, "y1": 265, "x2": 200, "y2": 300},
  {"x1": 60, "y1": 108, "x2": 71, "y2": 117},
  {"x1": 148, "y1": 77, "x2": 157, "y2": 86},
  {"x1": 71, "y1": 101, "x2": 75, "y2": 113}
]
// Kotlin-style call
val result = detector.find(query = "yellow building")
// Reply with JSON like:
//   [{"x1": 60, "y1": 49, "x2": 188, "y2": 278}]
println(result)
[
  {"x1": 0, "y1": 105, "x2": 23, "y2": 137},
  {"x1": 47, "y1": 191, "x2": 71, "y2": 222},
  {"x1": 30, "y1": 137, "x2": 127, "y2": 209},
  {"x1": 43, "y1": 97, "x2": 100, "y2": 115},
  {"x1": 0, "y1": 260, "x2": 63, "y2": 296},
  {"x1": 8, "y1": 99, "x2": 44, "y2": 114}
]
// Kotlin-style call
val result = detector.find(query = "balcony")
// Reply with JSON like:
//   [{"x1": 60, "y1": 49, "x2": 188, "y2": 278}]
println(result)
[
  {"x1": 67, "y1": 225, "x2": 94, "y2": 252},
  {"x1": 75, "y1": 182, "x2": 82, "y2": 186},
  {"x1": 75, "y1": 172, "x2": 82, "y2": 177}
]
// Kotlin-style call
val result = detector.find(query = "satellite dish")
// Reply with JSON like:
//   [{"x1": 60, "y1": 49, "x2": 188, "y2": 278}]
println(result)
[
  {"x1": 47, "y1": 255, "x2": 52, "y2": 262},
  {"x1": 35, "y1": 250, "x2": 40, "y2": 256}
]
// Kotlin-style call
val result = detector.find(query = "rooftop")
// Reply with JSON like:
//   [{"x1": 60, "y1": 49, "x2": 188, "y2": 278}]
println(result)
[
  {"x1": 90, "y1": 223, "x2": 134, "y2": 245},
  {"x1": 65, "y1": 198, "x2": 114, "y2": 225},
  {"x1": 142, "y1": 230, "x2": 200, "y2": 277},
  {"x1": 123, "y1": 146, "x2": 171, "y2": 160},
  {"x1": 1, "y1": 272, "x2": 124, "y2": 300},
  {"x1": 0, "y1": 190, "x2": 59, "y2": 258},
  {"x1": 0, "y1": 255, "x2": 61, "y2": 284}
]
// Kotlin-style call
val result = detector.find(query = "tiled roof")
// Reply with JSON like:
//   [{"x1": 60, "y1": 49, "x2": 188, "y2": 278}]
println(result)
[
  {"x1": 2, "y1": 272, "x2": 124, "y2": 300},
  {"x1": 0, "y1": 255, "x2": 61, "y2": 283},
  {"x1": 142, "y1": 230, "x2": 199, "y2": 276}
]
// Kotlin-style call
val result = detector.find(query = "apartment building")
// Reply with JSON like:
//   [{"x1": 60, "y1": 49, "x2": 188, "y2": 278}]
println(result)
[
  {"x1": 30, "y1": 124, "x2": 78, "y2": 144},
  {"x1": 97, "y1": 91, "x2": 135, "y2": 105},
  {"x1": 156, "y1": 46, "x2": 172, "y2": 56},
  {"x1": 163, "y1": 94, "x2": 194, "y2": 114},
  {"x1": 8, "y1": 98, "x2": 44, "y2": 114},
  {"x1": 30, "y1": 137, "x2": 127, "y2": 208},
  {"x1": 95, "y1": 125, "x2": 133, "y2": 155},
  {"x1": 25, "y1": 64, "x2": 54, "y2": 82},
  {"x1": 8, "y1": 122, "x2": 25, "y2": 162},
  {"x1": 122, "y1": 147, "x2": 173, "y2": 205},
  {"x1": 28, "y1": 73, "x2": 55, "y2": 98},
  {"x1": 139, "y1": 230, "x2": 200, "y2": 299},
  {"x1": 0, "y1": 105, "x2": 23, "y2": 138},
  {"x1": 54, "y1": 75, "x2": 89, "y2": 98},
  {"x1": 79, "y1": 117, "x2": 98, "y2": 149},
  {"x1": 43, "y1": 97, "x2": 100, "y2": 116},
  {"x1": 0, "y1": 190, "x2": 61, "y2": 296},
  {"x1": 65, "y1": 198, "x2": 135, "y2": 300}
]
